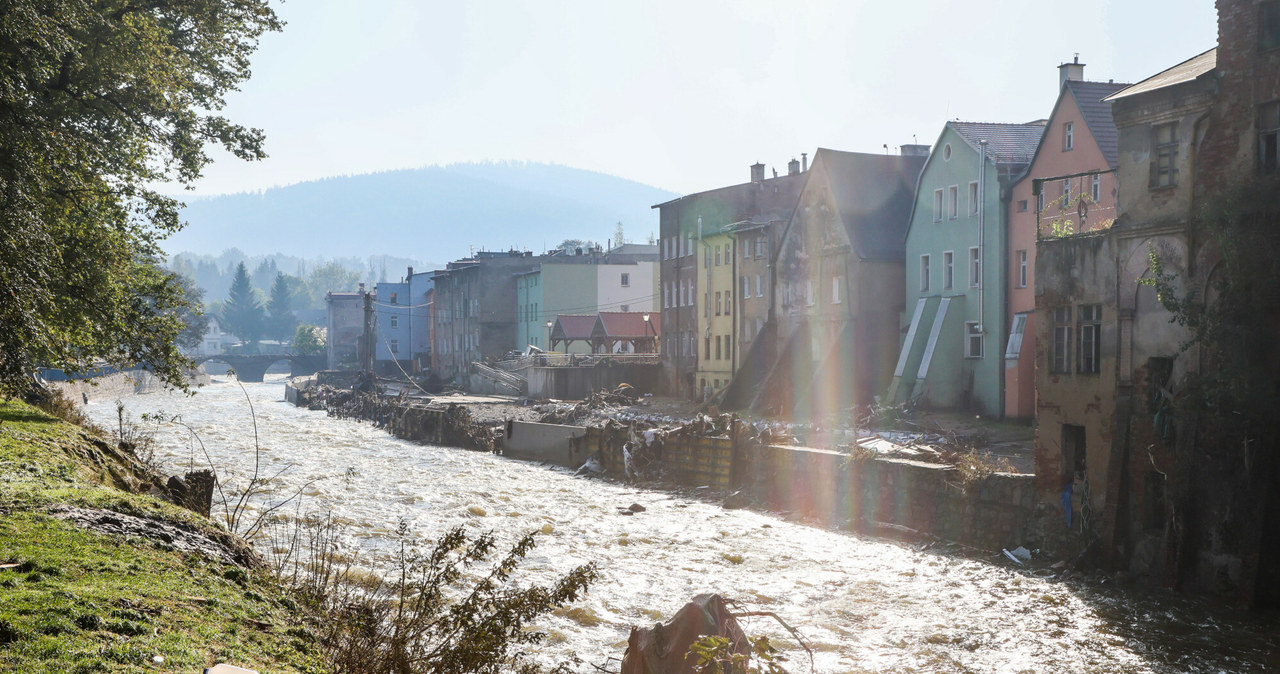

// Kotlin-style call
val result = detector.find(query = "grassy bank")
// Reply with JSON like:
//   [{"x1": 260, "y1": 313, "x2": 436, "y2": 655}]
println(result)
[{"x1": 0, "y1": 398, "x2": 322, "y2": 673}]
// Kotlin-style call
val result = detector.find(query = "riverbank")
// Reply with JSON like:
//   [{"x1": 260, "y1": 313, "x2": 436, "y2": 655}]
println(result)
[
  {"x1": 290, "y1": 376, "x2": 1045, "y2": 558},
  {"x1": 0, "y1": 397, "x2": 321, "y2": 673}
]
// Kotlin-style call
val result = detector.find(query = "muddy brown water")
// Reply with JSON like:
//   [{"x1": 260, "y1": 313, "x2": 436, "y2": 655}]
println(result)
[{"x1": 87, "y1": 376, "x2": 1280, "y2": 672}]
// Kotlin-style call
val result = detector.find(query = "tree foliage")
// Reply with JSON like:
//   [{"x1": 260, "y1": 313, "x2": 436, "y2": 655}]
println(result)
[
  {"x1": 0, "y1": 0, "x2": 281, "y2": 395},
  {"x1": 292, "y1": 324, "x2": 325, "y2": 356},
  {"x1": 171, "y1": 273, "x2": 210, "y2": 349},
  {"x1": 290, "y1": 521, "x2": 597, "y2": 674},
  {"x1": 267, "y1": 272, "x2": 298, "y2": 341},
  {"x1": 221, "y1": 261, "x2": 265, "y2": 344}
]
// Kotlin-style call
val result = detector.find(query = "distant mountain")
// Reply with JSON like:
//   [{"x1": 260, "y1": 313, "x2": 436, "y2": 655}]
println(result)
[{"x1": 165, "y1": 162, "x2": 677, "y2": 260}]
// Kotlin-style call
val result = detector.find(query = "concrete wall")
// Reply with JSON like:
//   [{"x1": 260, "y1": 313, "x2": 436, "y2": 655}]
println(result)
[
  {"x1": 503, "y1": 421, "x2": 588, "y2": 467},
  {"x1": 571, "y1": 423, "x2": 1035, "y2": 552},
  {"x1": 527, "y1": 363, "x2": 660, "y2": 400}
]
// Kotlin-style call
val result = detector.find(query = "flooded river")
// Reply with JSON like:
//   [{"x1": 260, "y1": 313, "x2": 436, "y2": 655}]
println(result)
[{"x1": 86, "y1": 376, "x2": 1279, "y2": 672}]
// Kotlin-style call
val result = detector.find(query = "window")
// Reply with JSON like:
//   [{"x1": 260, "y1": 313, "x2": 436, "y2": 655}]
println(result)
[
  {"x1": 969, "y1": 181, "x2": 979, "y2": 215},
  {"x1": 705, "y1": 247, "x2": 711, "y2": 268},
  {"x1": 664, "y1": 283, "x2": 670, "y2": 309},
  {"x1": 1018, "y1": 250, "x2": 1028, "y2": 288},
  {"x1": 756, "y1": 235, "x2": 767, "y2": 258},
  {"x1": 1052, "y1": 307, "x2": 1072, "y2": 373},
  {"x1": 1151, "y1": 122, "x2": 1179, "y2": 188},
  {"x1": 715, "y1": 246, "x2": 721, "y2": 266},
  {"x1": 725, "y1": 241, "x2": 732, "y2": 258},
  {"x1": 969, "y1": 247, "x2": 981, "y2": 287},
  {"x1": 965, "y1": 322, "x2": 983, "y2": 358},
  {"x1": 1079, "y1": 304, "x2": 1101, "y2": 374},
  {"x1": 390, "y1": 314, "x2": 399, "y2": 329},
  {"x1": 933, "y1": 189, "x2": 944, "y2": 222},
  {"x1": 621, "y1": 273, "x2": 630, "y2": 287},
  {"x1": 948, "y1": 185, "x2": 959, "y2": 219},
  {"x1": 389, "y1": 292, "x2": 398, "y2": 305},
  {"x1": 704, "y1": 293, "x2": 710, "y2": 318},
  {"x1": 742, "y1": 276, "x2": 750, "y2": 299},
  {"x1": 831, "y1": 276, "x2": 841, "y2": 304},
  {"x1": 725, "y1": 334, "x2": 732, "y2": 361},
  {"x1": 1037, "y1": 190, "x2": 1046, "y2": 213},
  {"x1": 725, "y1": 291, "x2": 731, "y2": 315},
  {"x1": 1005, "y1": 313, "x2": 1028, "y2": 359},
  {"x1": 1261, "y1": 1, "x2": 1280, "y2": 51},
  {"x1": 755, "y1": 274, "x2": 763, "y2": 298},
  {"x1": 1017, "y1": 199, "x2": 1029, "y2": 212},
  {"x1": 744, "y1": 239, "x2": 751, "y2": 259},
  {"x1": 1064, "y1": 121, "x2": 1074, "y2": 151},
  {"x1": 715, "y1": 291, "x2": 722, "y2": 316},
  {"x1": 1062, "y1": 179, "x2": 1071, "y2": 208},
  {"x1": 715, "y1": 335, "x2": 722, "y2": 360},
  {"x1": 1260, "y1": 101, "x2": 1279, "y2": 173},
  {"x1": 943, "y1": 251, "x2": 954, "y2": 290},
  {"x1": 390, "y1": 339, "x2": 400, "y2": 354},
  {"x1": 920, "y1": 254, "x2": 931, "y2": 292},
  {"x1": 705, "y1": 337, "x2": 711, "y2": 359},
  {"x1": 943, "y1": 143, "x2": 953, "y2": 161}
]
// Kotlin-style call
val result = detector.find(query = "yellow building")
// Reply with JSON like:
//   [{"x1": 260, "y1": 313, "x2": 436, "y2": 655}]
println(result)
[{"x1": 695, "y1": 230, "x2": 736, "y2": 400}]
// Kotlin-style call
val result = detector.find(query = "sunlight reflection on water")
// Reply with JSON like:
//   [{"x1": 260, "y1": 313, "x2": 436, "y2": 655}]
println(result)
[{"x1": 84, "y1": 376, "x2": 1280, "y2": 672}]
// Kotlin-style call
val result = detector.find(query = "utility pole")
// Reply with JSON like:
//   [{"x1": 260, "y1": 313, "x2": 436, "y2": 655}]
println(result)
[{"x1": 361, "y1": 291, "x2": 374, "y2": 372}]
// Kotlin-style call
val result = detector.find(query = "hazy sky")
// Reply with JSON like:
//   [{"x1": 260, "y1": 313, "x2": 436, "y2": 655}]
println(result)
[{"x1": 189, "y1": 0, "x2": 1218, "y2": 197}]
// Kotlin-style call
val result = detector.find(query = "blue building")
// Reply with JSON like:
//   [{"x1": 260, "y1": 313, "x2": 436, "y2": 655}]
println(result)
[{"x1": 374, "y1": 267, "x2": 433, "y2": 375}]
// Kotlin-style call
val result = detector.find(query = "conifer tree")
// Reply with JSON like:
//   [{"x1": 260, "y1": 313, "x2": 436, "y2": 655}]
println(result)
[
  {"x1": 222, "y1": 262, "x2": 266, "y2": 344},
  {"x1": 267, "y1": 273, "x2": 298, "y2": 342}
]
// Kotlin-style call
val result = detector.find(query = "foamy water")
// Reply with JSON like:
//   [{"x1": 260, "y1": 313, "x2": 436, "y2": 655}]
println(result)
[{"x1": 85, "y1": 376, "x2": 1279, "y2": 672}]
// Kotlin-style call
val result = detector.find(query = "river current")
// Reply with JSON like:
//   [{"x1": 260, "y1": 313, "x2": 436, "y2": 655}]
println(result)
[{"x1": 85, "y1": 376, "x2": 1278, "y2": 673}]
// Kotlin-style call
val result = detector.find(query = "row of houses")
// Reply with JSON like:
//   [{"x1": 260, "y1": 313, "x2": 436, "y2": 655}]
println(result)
[
  {"x1": 325, "y1": 245, "x2": 662, "y2": 377},
  {"x1": 656, "y1": 0, "x2": 1279, "y2": 604}
]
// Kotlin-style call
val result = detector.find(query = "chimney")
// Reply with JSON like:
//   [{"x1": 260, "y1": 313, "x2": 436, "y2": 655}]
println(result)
[
  {"x1": 407, "y1": 266, "x2": 413, "y2": 278},
  {"x1": 1058, "y1": 54, "x2": 1085, "y2": 89},
  {"x1": 787, "y1": 157, "x2": 800, "y2": 175},
  {"x1": 801, "y1": 152, "x2": 808, "y2": 172},
  {"x1": 900, "y1": 144, "x2": 931, "y2": 157},
  {"x1": 750, "y1": 162, "x2": 765, "y2": 182},
  {"x1": 358, "y1": 282, "x2": 365, "y2": 292}
]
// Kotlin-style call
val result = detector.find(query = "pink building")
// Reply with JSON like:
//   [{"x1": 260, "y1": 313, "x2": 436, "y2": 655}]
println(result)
[{"x1": 1004, "y1": 60, "x2": 1127, "y2": 420}]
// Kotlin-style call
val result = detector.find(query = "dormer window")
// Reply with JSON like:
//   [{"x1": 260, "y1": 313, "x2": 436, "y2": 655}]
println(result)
[{"x1": 1064, "y1": 122, "x2": 1074, "y2": 151}]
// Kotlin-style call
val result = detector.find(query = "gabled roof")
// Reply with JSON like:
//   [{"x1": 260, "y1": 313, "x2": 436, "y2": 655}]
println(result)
[
  {"x1": 1065, "y1": 80, "x2": 1130, "y2": 168},
  {"x1": 804, "y1": 148, "x2": 928, "y2": 261},
  {"x1": 949, "y1": 122, "x2": 1046, "y2": 167},
  {"x1": 551, "y1": 315, "x2": 596, "y2": 340},
  {"x1": 593, "y1": 312, "x2": 660, "y2": 339},
  {"x1": 1106, "y1": 48, "x2": 1216, "y2": 102},
  {"x1": 651, "y1": 172, "x2": 806, "y2": 236}
]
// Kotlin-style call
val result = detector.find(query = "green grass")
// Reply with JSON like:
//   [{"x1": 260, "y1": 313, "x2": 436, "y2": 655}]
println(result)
[{"x1": 0, "y1": 399, "x2": 325, "y2": 673}]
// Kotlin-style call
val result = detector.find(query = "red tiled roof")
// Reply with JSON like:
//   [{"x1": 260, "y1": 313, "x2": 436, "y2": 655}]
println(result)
[{"x1": 551, "y1": 315, "x2": 596, "y2": 340}]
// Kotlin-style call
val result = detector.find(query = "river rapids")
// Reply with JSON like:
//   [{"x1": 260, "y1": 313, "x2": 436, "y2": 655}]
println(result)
[{"x1": 85, "y1": 376, "x2": 1279, "y2": 672}]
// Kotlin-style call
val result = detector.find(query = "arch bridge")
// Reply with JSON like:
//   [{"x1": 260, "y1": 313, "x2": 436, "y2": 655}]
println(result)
[{"x1": 193, "y1": 354, "x2": 326, "y2": 382}]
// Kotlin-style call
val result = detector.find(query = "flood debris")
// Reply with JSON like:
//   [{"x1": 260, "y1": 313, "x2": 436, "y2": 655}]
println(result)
[{"x1": 620, "y1": 594, "x2": 748, "y2": 674}]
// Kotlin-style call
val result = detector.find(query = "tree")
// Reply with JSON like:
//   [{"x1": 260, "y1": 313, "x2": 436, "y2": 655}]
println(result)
[
  {"x1": 307, "y1": 261, "x2": 362, "y2": 306},
  {"x1": 172, "y1": 274, "x2": 210, "y2": 349},
  {"x1": 222, "y1": 262, "x2": 266, "y2": 344},
  {"x1": 292, "y1": 325, "x2": 325, "y2": 356},
  {"x1": 0, "y1": 1, "x2": 281, "y2": 395},
  {"x1": 267, "y1": 273, "x2": 298, "y2": 342},
  {"x1": 613, "y1": 221, "x2": 626, "y2": 247}
]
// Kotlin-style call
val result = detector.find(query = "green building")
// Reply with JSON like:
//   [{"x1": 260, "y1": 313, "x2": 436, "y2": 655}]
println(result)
[{"x1": 888, "y1": 121, "x2": 1043, "y2": 416}]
